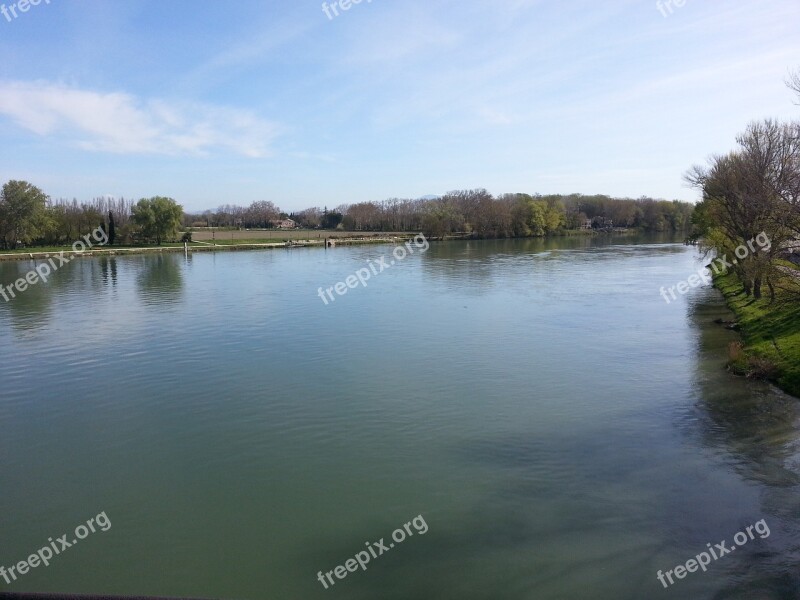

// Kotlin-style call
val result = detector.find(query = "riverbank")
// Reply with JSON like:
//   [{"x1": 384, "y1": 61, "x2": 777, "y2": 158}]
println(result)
[
  {"x1": 0, "y1": 228, "x2": 664, "y2": 262},
  {"x1": 438, "y1": 227, "x2": 637, "y2": 241},
  {"x1": 714, "y1": 271, "x2": 800, "y2": 398},
  {"x1": 0, "y1": 236, "x2": 411, "y2": 262}
]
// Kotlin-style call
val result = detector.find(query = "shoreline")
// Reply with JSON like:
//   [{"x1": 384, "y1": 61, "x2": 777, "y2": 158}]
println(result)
[
  {"x1": 0, "y1": 236, "x2": 410, "y2": 262},
  {"x1": 713, "y1": 271, "x2": 800, "y2": 399},
  {"x1": 0, "y1": 227, "x2": 673, "y2": 263}
]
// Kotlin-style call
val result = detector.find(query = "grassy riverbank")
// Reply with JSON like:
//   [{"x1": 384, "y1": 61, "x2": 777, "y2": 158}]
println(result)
[
  {"x1": 0, "y1": 235, "x2": 413, "y2": 262},
  {"x1": 0, "y1": 228, "x2": 656, "y2": 261},
  {"x1": 714, "y1": 271, "x2": 800, "y2": 398}
]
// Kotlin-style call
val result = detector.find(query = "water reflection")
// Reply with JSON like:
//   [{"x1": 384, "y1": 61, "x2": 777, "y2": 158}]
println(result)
[
  {"x1": 0, "y1": 259, "x2": 56, "y2": 333},
  {"x1": 687, "y1": 289, "x2": 800, "y2": 598},
  {"x1": 0, "y1": 252, "x2": 188, "y2": 332},
  {"x1": 135, "y1": 254, "x2": 185, "y2": 305},
  {"x1": 100, "y1": 256, "x2": 118, "y2": 288},
  {"x1": 689, "y1": 290, "x2": 800, "y2": 485},
  {"x1": 421, "y1": 234, "x2": 687, "y2": 293}
]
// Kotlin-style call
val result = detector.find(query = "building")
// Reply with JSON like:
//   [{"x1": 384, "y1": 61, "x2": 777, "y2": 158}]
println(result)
[
  {"x1": 585, "y1": 217, "x2": 614, "y2": 229},
  {"x1": 271, "y1": 219, "x2": 297, "y2": 229}
]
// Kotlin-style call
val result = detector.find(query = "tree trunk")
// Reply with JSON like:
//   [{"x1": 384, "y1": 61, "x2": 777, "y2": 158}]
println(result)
[{"x1": 753, "y1": 277, "x2": 762, "y2": 299}]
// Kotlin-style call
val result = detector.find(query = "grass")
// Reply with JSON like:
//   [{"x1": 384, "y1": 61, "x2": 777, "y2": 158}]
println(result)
[
  {"x1": 190, "y1": 237, "x2": 370, "y2": 245},
  {"x1": 0, "y1": 242, "x2": 186, "y2": 254},
  {"x1": 715, "y1": 270, "x2": 800, "y2": 398},
  {"x1": 191, "y1": 238, "x2": 303, "y2": 246},
  {"x1": 0, "y1": 231, "x2": 410, "y2": 255},
  {"x1": 189, "y1": 229, "x2": 411, "y2": 243}
]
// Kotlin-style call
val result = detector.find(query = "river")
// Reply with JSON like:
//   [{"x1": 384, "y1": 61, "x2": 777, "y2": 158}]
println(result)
[{"x1": 1, "y1": 235, "x2": 798, "y2": 599}]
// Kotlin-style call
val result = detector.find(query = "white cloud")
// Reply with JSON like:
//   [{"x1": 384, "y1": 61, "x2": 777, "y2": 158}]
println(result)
[{"x1": 0, "y1": 81, "x2": 281, "y2": 157}]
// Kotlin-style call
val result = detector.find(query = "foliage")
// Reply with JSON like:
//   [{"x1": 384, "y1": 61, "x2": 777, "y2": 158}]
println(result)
[
  {"x1": 320, "y1": 209, "x2": 344, "y2": 230},
  {"x1": 716, "y1": 271, "x2": 800, "y2": 397},
  {"x1": 686, "y1": 118, "x2": 800, "y2": 300},
  {"x1": 290, "y1": 190, "x2": 692, "y2": 238},
  {"x1": 0, "y1": 180, "x2": 49, "y2": 249},
  {"x1": 2, "y1": 180, "x2": 695, "y2": 250},
  {"x1": 108, "y1": 211, "x2": 116, "y2": 246},
  {"x1": 132, "y1": 197, "x2": 184, "y2": 245}
]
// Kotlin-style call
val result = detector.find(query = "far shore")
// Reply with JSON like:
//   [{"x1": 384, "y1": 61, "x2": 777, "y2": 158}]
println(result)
[
  {"x1": 0, "y1": 235, "x2": 415, "y2": 262},
  {"x1": 0, "y1": 227, "x2": 652, "y2": 263}
]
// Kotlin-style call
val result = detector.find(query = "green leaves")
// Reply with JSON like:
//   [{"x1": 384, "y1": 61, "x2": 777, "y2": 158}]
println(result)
[
  {"x1": 131, "y1": 196, "x2": 183, "y2": 245},
  {"x1": 0, "y1": 180, "x2": 49, "y2": 249}
]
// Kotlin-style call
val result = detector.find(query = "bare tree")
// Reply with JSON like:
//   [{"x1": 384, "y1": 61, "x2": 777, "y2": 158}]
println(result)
[
  {"x1": 686, "y1": 119, "x2": 800, "y2": 300},
  {"x1": 245, "y1": 201, "x2": 280, "y2": 228},
  {"x1": 787, "y1": 68, "x2": 800, "y2": 105}
]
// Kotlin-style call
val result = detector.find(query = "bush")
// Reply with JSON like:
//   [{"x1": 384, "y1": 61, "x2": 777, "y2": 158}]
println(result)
[
  {"x1": 727, "y1": 341, "x2": 780, "y2": 381},
  {"x1": 727, "y1": 342, "x2": 749, "y2": 376},
  {"x1": 746, "y1": 356, "x2": 780, "y2": 381}
]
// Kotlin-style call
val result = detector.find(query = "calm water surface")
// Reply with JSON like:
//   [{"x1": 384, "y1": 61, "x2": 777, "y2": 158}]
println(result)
[{"x1": 1, "y1": 236, "x2": 799, "y2": 599}]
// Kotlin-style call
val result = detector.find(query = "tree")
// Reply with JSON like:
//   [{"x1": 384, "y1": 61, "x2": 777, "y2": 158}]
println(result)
[
  {"x1": 421, "y1": 203, "x2": 463, "y2": 239},
  {"x1": 245, "y1": 200, "x2": 280, "y2": 228},
  {"x1": 0, "y1": 180, "x2": 49, "y2": 249},
  {"x1": 788, "y1": 68, "x2": 800, "y2": 105},
  {"x1": 320, "y1": 210, "x2": 343, "y2": 229},
  {"x1": 295, "y1": 207, "x2": 322, "y2": 229},
  {"x1": 686, "y1": 119, "x2": 800, "y2": 300},
  {"x1": 108, "y1": 210, "x2": 116, "y2": 246},
  {"x1": 131, "y1": 197, "x2": 183, "y2": 245}
]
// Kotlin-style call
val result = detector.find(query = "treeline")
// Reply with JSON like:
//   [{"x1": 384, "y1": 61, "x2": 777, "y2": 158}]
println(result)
[
  {"x1": 0, "y1": 181, "x2": 183, "y2": 249},
  {"x1": 1, "y1": 180, "x2": 693, "y2": 250},
  {"x1": 190, "y1": 192, "x2": 694, "y2": 239},
  {"x1": 187, "y1": 201, "x2": 285, "y2": 229},
  {"x1": 335, "y1": 192, "x2": 693, "y2": 238},
  {"x1": 687, "y1": 72, "x2": 800, "y2": 301}
]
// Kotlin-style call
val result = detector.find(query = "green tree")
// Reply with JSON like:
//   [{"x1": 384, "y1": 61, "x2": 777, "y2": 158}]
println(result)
[
  {"x1": 0, "y1": 180, "x2": 49, "y2": 249},
  {"x1": 528, "y1": 200, "x2": 548, "y2": 236},
  {"x1": 108, "y1": 211, "x2": 117, "y2": 246},
  {"x1": 320, "y1": 210, "x2": 344, "y2": 229},
  {"x1": 421, "y1": 204, "x2": 463, "y2": 239},
  {"x1": 131, "y1": 196, "x2": 183, "y2": 245}
]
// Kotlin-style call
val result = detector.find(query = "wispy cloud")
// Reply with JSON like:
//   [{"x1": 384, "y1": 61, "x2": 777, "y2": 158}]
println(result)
[
  {"x1": 174, "y1": 17, "x2": 312, "y2": 93},
  {"x1": 0, "y1": 81, "x2": 281, "y2": 157},
  {"x1": 288, "y1": 151, "x2": 338, "y2": 163}
]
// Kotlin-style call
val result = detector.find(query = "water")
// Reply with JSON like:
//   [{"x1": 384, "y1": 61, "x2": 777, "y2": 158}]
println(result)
[{"x1": 1, "y1": 236, "x2": 799, "y2": 599}]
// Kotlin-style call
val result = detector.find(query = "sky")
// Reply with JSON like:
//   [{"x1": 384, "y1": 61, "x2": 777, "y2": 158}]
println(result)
[{"x1": 0, "y1": 0, "x2": 798, "y2": 213}]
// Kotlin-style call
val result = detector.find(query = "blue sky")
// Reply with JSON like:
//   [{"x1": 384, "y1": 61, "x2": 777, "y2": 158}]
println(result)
[{"x1": 0, "y1": 0, "x2": 798, "y2": 212}]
